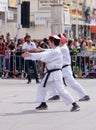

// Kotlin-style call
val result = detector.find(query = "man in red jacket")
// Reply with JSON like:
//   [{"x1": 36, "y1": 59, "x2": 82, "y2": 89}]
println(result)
[{"x1": 0, "y1": 37, "x2": 6, "y2": 77}]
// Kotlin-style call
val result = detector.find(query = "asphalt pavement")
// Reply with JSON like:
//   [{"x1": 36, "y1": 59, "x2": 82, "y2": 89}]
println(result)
[{"x1": 0, "y1": 78, "x2": 96, "y2": 130}]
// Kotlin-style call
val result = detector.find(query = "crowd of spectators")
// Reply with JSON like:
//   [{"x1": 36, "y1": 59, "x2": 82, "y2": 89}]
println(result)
[
  {"x1": 0, "y1": 32, "x2": 96, "y2": 80},
  {"x1": 67, "y1": 37, "x2": 96, "y2": 78}
]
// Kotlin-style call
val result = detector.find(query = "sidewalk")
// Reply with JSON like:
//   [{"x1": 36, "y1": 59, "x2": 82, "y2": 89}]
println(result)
[{"x1": 0, "y1": 78, "x2": 96, "y2": 130}]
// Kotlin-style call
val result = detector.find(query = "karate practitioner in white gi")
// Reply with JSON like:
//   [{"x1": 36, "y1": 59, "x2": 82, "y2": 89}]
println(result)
[
  {"x1": 49, "y1": 34, "x2": 90, "y2": 101},
  {"x1": 22, "y1": 35, "x2": 80, "y2": 112}
]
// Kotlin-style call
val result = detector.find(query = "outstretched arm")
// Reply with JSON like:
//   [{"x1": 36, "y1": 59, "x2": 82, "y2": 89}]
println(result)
[{"x1": 22, "y1": 52, "x2": 32, "y2": 58}]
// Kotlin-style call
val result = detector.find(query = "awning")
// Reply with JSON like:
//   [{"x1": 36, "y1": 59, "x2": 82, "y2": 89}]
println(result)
[{"x1": 90, "y1": 25, "x2": 96, "y2": 33}]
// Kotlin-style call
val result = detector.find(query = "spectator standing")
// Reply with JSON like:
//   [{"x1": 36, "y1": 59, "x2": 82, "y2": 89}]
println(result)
[
  {"x1": 0, "y1": 37, "x2": 6, "y2": 77},
  {"x1": 8, "y1": 40, "x2": 16, "y2": 78},
  {"x1": 5, "y1": 33, "x2": 16, "y2": 78},
  {"x1": 22, "y1": 35, "x2": 39, "y2": 84},
  {"x1": 15, "y1": 38, "x2": 25, "y2": 76},
  {"x1": 86, "y1": 40, "x2": 95, "y2": 51},
  {"x1": 4, "y1": 46, "x2": 10, "y2": 73}
]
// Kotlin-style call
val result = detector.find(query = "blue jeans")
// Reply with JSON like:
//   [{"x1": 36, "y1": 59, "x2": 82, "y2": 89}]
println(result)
[
  {"x1": 0, "y1": 56, "x2": 4, "y2": 77},
  {"x1": 25, "y1": 60, "x2": 39, "y2": 81}
]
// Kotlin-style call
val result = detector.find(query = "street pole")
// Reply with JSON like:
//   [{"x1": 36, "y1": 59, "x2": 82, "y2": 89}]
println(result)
[
  {"x1": 76, "y1": 1, "x2": 78, "y2": 39},
  {"x1": 16, "y1": 0, "x2": 22, "y2": 43},
  {"x1": 5, "y1": 6, "x2": 7, "y2": 38}
]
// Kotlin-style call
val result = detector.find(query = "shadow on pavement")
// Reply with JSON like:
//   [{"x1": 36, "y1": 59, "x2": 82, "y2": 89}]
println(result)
[{"x1": 1, "y1": 109, "x2": 69, "y2": 116}]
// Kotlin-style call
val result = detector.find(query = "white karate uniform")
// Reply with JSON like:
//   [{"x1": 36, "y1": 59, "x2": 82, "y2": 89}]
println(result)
[
  {"x1": 29, "y1": 47, "x2": 75, "y2": 105},
  {"x1": 50, "y1": 44, "x2": 87, "y2": 99}
]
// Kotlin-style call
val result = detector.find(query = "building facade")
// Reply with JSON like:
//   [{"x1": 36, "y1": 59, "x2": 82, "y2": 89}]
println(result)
[{"x1": 0, "y1": 0, "x2": 96, "y2": 39}]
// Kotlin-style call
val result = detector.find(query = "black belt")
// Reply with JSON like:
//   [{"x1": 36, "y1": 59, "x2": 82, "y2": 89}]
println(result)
[
  {"x1": 43, "y1": 68, "x2": 61, "y2": 87},
  {"x1": 62, "y1": 65, "x2": 70, "y2": 87},
  {"x1": 62, "y1": 64, "x2": 71, "y2": 69},
  {"x1": 63, "y1": 78, "x2": 67, "y2": 86}
]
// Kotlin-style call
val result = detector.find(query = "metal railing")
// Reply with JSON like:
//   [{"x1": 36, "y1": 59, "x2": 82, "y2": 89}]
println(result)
[
  {"x1": 0, "y1": 50, "x2": 96, "y2": 79},
  {"x1": 71, "y1": 50, "x2": 96, "y2": 78}
]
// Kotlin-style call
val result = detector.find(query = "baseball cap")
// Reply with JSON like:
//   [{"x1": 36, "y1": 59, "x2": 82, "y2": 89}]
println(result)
[
  {"x1": 48, "y1": 35, "x2": 60, "y2": 40},
  {"x1": 20, "y1": 37, "x2": 24, "y2": 42},
  {"x1": 58, "y1": 33, "x2": 67, "y2": 44}
]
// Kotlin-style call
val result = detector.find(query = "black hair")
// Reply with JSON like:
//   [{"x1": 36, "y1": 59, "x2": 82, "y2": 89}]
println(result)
[
  {"x1": 58, "y1": 34, "x2": 61, "y2": 38},
  {"x1": 6, "y1": 32, "x2": 10, "y2": 37},
  {"x1": 43, "y1": 38, "x2": 48, "y2": 43},
  {"x1": 25, "y1": 35, "x2": 31, "y2": 38},
  {"x1": 49, "y1": 37, "x2": 60, "y2": 46},
  {"x1": 24, "y1": 35, "x2": 31, "y2": 42},
  {"x1": 67, "y1": 39, "x2": 73, "y2": 46}
]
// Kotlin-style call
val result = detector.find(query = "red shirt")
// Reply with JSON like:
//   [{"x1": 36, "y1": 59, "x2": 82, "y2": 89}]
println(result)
[{"x1": 0, "y1": 43, "x2": 6, "y2": 55}]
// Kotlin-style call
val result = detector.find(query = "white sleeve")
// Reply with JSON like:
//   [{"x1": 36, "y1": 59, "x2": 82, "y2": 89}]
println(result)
[
  {"x1": 28, "y1": 51, "x2": 46, "y2": 61},
  {"x1": 22, "y1": 43, "x2": 26, "y2": 49},
  {"x1": 31, "y1": 49, "x2": 58, "y2": 64},
  {"x1": 29, "y1": 51, "x2": 52, "y2": 63},
  {"x1": 44, "y1": 48, "x2": 51, "y2": 51}
]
